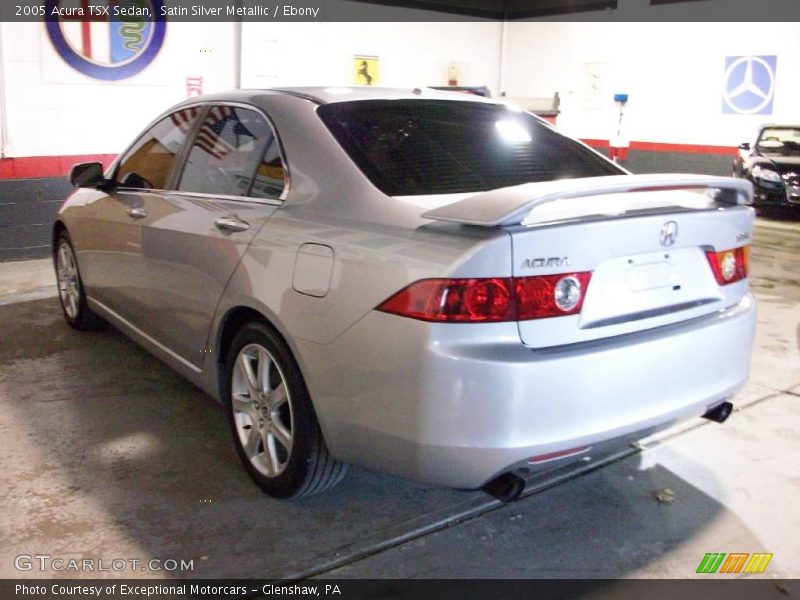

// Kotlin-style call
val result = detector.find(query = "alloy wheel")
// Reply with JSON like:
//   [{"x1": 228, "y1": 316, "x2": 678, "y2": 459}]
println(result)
[
  {"x1": 231, "y1": 343, "x2": 294, "y2": 477},
  {"x1": 57, "y1": 241, "x2": 81, "y2": 319}
]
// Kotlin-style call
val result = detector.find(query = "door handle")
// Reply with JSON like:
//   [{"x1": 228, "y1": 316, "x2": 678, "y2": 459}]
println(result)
[
  {"x1": 214, "y1": 217, "x2": 250, "y2": 233},
  {"x1": 127, "y1": 207, "x2": 148, "y2": 219}
]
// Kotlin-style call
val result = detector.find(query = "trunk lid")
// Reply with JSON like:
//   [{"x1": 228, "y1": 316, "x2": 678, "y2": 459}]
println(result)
[
  {"x1": 422, "y1": 175, "x2": 755, "y2": 348},
  {"x1": 510, "y1": 197, "x2": 753, "y2": 347}
]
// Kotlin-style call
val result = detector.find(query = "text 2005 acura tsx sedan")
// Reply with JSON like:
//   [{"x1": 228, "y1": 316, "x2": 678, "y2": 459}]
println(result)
[{"x1": 54, "y1": 87, "x2": 756, "y2": 500}]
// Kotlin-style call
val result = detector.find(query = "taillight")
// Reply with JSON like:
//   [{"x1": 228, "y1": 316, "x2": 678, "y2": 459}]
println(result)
[
  {"x1": 515, "y1": 273, "x2": 592, "y2": 320},
  {"x1": 705, "y1": 246, "x2": 749, "y2": 285},
  {"x1": 376, "y1": 272, "x2": 592, "y2": 323},
  {"x1": 376, "y1": 278, "x2": 515, "y2": 322}
]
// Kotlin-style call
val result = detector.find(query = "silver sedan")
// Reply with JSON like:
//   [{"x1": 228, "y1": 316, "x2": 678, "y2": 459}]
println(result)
[{"x1": 54, "y1": 87, "x2": 756, "y2": 499}]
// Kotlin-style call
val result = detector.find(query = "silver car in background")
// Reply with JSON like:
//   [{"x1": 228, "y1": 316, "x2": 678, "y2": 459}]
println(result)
[{"x1": 54, "y1": 87, "x2": 756, "y2": 500}]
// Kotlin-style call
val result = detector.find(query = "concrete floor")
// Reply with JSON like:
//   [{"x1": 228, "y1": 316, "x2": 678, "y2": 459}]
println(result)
[{"x1": 0, "y1": 218, "x2": 798, "y2": 581}]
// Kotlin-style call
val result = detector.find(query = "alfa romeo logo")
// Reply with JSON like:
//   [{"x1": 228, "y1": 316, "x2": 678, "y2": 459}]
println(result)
[
  {"x1": 722, "y1": 56, "x2": 777, "y2": 115},
  {"x1": 45, "y1": 0, "x2": 166, "y2": 81}
]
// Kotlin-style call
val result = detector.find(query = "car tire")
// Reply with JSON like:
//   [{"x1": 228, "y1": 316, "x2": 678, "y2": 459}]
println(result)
[
  {"x1": 54, "y1": 231, "x2": 105, "y2": 331},
  {"x1": 224, "y1": 321, "x2": 347, "y2": 498}
]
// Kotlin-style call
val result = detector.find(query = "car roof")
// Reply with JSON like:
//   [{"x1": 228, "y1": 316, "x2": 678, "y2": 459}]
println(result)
[
  {"x1": 274, "y1": 86, "x2": 500, "y2": 105},
  {"x1": 181, "y1": 86, "x2": 503, "y2": 107}
]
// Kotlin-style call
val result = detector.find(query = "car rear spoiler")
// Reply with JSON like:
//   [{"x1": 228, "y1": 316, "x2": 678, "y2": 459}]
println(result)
[{"x1": 420, "y1": 174, "x2": 753, "y2": 227}]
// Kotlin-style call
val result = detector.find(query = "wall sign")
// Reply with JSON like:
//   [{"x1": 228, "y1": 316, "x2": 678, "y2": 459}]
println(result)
[
  {"x1": 582, "y1": 62, "x2": 608, "y2": 110},
  {"x1": 722, "y1": 55, "x2": 777, "y2": 115},
  {"x1": 186, "y1": 76, "x2": 203, "y2": 98},
  {"x1": 45, "y1": 0, "x2": 166, "y2": 81},
  {"x1": 353, "y1": 55, "x2": 379, "y2": 86}
]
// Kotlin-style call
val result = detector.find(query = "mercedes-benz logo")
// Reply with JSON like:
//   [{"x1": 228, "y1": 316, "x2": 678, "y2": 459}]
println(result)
[
  {"x1": 659, "y1": 221, "x2": 678, "y2": 247},
  {"x1": 723, "y1": 56, "x2": 776, "y2": 115}
]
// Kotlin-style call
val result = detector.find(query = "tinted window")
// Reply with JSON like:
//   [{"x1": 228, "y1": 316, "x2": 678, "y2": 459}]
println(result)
[
  {"x1": 116, "y1": 107, "x2": 200, "y2": 190},
  {"x1": 318, "y1": 100, "x2": 623, "y2": 196},
  {"x1": 178, "y1": 106, "x2": 285, "y2": 199}
]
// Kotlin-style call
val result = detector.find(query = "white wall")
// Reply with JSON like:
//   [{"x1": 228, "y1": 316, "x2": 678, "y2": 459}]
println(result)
[
  {"x1": 240, "y1": 22, "x2": 501, "y2": 91},
  {"x1": 0, "y1": 19, "x2": 501, "y2": 158},
  {"x1": 2, "y1": 0, "x2": 799, "y2": 158},
  {"x1": 0, "y1": 26, "x2": 7, "y2": 157},
  {"x1": 504, "y1": 10, "x2": 800, "y2": 146},
  {"x1": 0, "y1": 21, "x2": 237, "y2": 157}
]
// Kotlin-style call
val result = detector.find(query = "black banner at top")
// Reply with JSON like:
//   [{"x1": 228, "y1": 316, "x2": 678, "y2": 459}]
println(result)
[{"x1": 2, "y1": 0, "x2": 800, "y2": 22}]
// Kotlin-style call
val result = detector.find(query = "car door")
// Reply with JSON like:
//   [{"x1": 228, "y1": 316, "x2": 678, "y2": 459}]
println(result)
[
  {"x1": 76, "y1": 106, "x2": 202, "y2": 325},
  {"x1": 133, "y1": 103, "x2": 287, "y2": 368}
]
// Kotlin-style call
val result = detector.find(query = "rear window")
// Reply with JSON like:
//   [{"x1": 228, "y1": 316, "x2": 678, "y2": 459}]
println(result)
[{"x1": 317, "y1": 100, "x2": 623, "y2": 196}]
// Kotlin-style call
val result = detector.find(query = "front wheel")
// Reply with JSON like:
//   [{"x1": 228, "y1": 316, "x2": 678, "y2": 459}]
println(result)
[
  {"x1": 54, "y1": 231, "x2": 105, "y2": 330},
  {"x1": 224, "y1": 321, "x2": 347, "y2": 498}
]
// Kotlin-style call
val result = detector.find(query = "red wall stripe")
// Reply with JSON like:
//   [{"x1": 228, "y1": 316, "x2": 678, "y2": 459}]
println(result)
[
  {"x1": 582, "y1": 139, "x2": 737, "y2": 156},
  {"x1": 0, "y1": 154, "x2": 117, "y2": 180},
  {"x1": 582, "y1": 138, "x2": 612, "y2": 149},
  {"x1": 629, "y1": 141, "x2": 737, "y2": 156}
]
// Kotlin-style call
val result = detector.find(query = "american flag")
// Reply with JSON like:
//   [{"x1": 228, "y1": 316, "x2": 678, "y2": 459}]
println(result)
[
  {"x1": 194, "y1": 106, "x2": 256, "y2": 161},
  {"x1": 170, "y1": 107, "x2": 201, "y2": 135}
]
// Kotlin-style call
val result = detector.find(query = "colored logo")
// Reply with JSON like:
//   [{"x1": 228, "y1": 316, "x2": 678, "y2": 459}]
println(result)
[
  {"x1": 696, "y1": 552, "x2": 773, "y2": 574},
  {"x1": 723, "y1": 55, "x2": 777, "y2": 115},
  {"x1": 45, "y1": 0, "x2": 166, "y2": 81},
  {"x1": 353, "y1": 55, "x2": 380, "y2": 86}
]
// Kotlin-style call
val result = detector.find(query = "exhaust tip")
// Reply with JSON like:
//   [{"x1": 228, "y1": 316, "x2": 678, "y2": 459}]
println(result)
[
  {"x1": 703, "y1": 401, "x2": 733, "y2": 424},
  {"x1": 482, "y1": 473, "x2": 526, "y2": 503}
]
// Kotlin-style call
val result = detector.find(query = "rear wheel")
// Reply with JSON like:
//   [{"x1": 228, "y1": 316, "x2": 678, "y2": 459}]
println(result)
[
  {"x1": 224, "y1": 321, "x2": 346, "y2": 498},
  {"x1": 54, "y1": 232, "x2": 105, "y2": 330}
]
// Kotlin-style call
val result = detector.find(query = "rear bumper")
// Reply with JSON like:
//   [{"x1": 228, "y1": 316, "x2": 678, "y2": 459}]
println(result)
[{"x1": 298, "y1": 293, "x2": 756, "y2": 489}]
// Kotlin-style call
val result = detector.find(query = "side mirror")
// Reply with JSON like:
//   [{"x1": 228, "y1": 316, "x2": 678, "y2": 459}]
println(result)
[
  {"x1": 69, "y1": 162, "x2": 106, "y2": 188},
  {"x1": 738, "y1": 142, "x2": 751, "y2": 151}
]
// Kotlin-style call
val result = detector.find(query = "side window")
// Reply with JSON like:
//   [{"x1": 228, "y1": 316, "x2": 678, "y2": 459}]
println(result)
[
  {"x1": 178, "y1": 105, "x2": 286, "y2": 199},
  {"x1": 116, "y1": 107, "x2": 200, "y2": 190}
]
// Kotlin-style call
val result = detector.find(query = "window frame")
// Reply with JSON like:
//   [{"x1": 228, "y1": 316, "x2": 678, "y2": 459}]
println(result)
[{"x1": 109, "y1": 101, "x2": 291, "y2": 206}]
